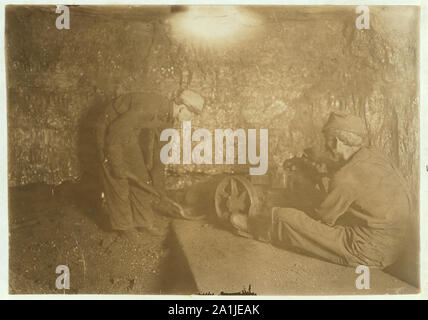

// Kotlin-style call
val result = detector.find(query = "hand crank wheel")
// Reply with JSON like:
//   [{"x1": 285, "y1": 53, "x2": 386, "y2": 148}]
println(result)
[{"x1": 214, "y1": 175, "x2": 262, "y2": 221}]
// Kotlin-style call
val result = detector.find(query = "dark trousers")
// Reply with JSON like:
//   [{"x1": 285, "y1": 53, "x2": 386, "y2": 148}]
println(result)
[
  {"x1": 271, "y1": 208, "x2": 403, "y2": 268},
  {"x1": 102, "y1": 138, "x2": 154, "y2": 231}
]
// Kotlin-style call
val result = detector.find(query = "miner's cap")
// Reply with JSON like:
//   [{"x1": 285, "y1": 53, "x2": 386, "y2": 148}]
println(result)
[
  {"x1": 322, "y1": 112, "x2": 368, "y2": 136},
  {"x1": 178, "y1": 89, "x2": 204, "y2": 114}
]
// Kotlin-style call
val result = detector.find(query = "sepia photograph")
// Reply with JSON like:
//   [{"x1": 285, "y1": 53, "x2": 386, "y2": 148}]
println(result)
[{"x1": 4, "y1": 4, "x2": 421, "y2": 296}]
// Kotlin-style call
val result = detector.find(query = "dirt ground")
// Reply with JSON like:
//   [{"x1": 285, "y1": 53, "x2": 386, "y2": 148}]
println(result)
[
  {"x1": 9, "y1": 182, "x2": 178, "y2": 294},
  {"x1": 9, "y1": 178, "x2": 418, "y2": 295}
]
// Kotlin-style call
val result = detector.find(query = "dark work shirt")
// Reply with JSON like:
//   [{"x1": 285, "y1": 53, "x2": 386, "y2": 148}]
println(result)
[
  {"x1": 105, "y1": 92, "x2": 170, "y2": 146},
  {"x1": 315, "y1": 147, "x2": 411, "y2": 231}
]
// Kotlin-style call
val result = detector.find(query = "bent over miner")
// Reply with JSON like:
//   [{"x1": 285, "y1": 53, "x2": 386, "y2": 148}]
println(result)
[
  {"x1": 96, "y1": 91, "x2": 172, "y2": 242},
  {"x1": 232, "y1": 112, "x2": 411, "y2": 268}
]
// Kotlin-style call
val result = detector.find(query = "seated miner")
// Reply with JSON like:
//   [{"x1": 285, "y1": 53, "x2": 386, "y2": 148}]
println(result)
[
  {"x1": 97, "y1": 91, "x2": 173, "y2": 242},
  {"x1": 230, "y1": 112, "x2": 411, "y2": 268}
]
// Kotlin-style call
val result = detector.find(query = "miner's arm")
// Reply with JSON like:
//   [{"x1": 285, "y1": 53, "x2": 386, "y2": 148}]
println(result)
[
  {"x1": 95, "y1": 95, "x2": 132, "y2": 161},
  {"x1": 314, "y1": 173, "x2": 358, "y2": 226}
]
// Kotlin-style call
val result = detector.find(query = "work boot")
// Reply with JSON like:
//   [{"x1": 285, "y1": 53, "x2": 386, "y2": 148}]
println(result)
[
  {"x1": 230, "y1": 212, "x2": 272, "y2": 243},
  {"x1": 230, "y1": 213, "x2": 252, "y2": 238}
]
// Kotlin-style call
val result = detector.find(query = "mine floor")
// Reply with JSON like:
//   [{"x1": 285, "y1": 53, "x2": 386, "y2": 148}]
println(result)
[
  {"x1": 9, "y1": 182, "x2": 172, "y2": 294},
  {"x1": 170, "y1": 220, "x2": 417, "y2": 295},
  {"x1": 9, "y1": 183, "x2": 417, "y2": 295}
]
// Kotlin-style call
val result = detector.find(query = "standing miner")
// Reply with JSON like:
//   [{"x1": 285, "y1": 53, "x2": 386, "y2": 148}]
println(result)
[{"x1": 231, "y1": 112, "x2": 411, "y2": 268}]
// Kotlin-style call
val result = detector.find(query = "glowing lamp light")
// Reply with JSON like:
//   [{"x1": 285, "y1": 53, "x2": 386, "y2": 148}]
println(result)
[{"x1": 167, "y1": 6, "x2": 262, "y2": 46}]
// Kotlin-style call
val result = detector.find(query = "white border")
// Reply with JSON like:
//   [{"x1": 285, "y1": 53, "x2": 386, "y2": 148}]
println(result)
[{"x1": 0, "y1": 0, "x2": 426, "y2": 300}]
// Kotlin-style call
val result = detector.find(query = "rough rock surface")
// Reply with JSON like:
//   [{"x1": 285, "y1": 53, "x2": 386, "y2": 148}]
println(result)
[
  {"x1": 6, "y1": 5, "x2": 420, "y2": 287},
  {"x1": 7, "y1": 6, "x2": 419, "y2": 198}
]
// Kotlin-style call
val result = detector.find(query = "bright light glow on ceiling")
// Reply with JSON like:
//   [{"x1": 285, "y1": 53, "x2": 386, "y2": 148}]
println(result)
[{"x1": 167, "y1": 6, "x2": 262, "y2": 47}]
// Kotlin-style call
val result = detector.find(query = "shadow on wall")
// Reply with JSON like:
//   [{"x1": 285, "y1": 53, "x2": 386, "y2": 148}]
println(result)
[
  {"x1": 6, "y1": 5, "x2": 420, "y2": 289},
  {"x1": 75, "y1": 92, "x2": 110, "y2": 226}
]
